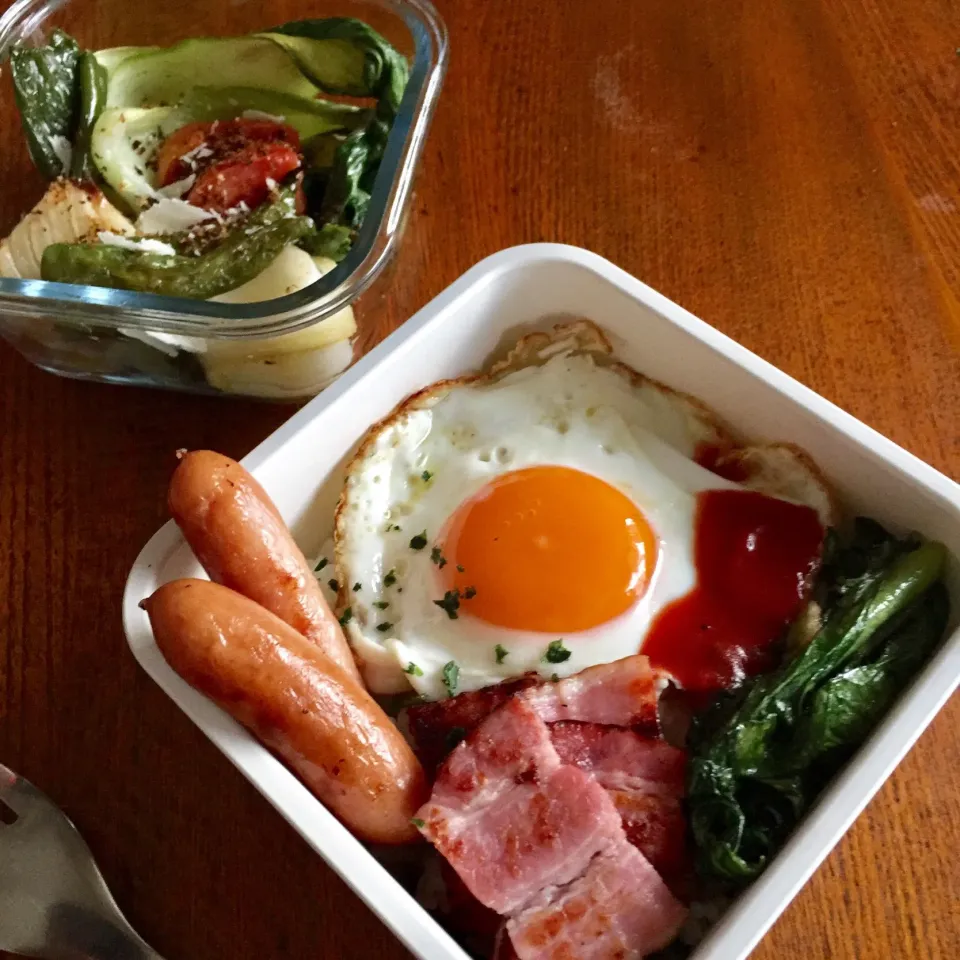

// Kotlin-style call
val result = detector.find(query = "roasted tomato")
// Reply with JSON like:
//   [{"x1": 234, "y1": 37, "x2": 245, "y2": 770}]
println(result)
[
  {"x1": 155, "y1": 121, "x2": 210, "y2": 186},
  {"x1": 156, "y1": 118, "x2": 302, "y2": 214},
  {"x1": 188, "y1": 141, "x2": 301, "y2": 212}
]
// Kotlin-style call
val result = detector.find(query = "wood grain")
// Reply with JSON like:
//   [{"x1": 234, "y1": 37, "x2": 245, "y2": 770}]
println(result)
[{"x1": 1, "y1": 0, "x2": 958, "y2": 958}]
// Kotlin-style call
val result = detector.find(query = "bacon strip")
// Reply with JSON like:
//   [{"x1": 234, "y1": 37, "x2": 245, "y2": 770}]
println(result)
[
  {"x1": 406, "y1": 675, "x2": 540, "y2": 774},
  {"x1": 415, "y1": 693, "x2": 687, "y2": 958},
  {"x1": 406, "y1": 655, "x2": 662, "y2": 775},
  {"x1": 548, "y1": 721, "x2": 685, "y2": 792},
  {"x1": 506, "y1": 837, "x2": 688, "y2": 959},
  {"x1": 520, "y1": 655, "x2": 661, "y2": 730},
  {"x1": 417, "y1": 699, "x2": 622, "y2": 915},
  {"x1": 549, "y1": 722, "x2": 689, "y2": 888}
]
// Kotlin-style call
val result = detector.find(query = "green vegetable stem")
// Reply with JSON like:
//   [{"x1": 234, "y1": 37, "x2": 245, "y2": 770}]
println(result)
[
  {"x1": 686, "y1": 520, "x2": 950, "y2": 885},
  {"x1": 41, "y1": 189, "x2": 312, "y2": 298}
]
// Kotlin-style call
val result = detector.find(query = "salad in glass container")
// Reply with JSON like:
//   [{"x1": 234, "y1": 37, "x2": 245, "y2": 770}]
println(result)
[{"x1": 0, "y1": 6, "x2": 442, "y2": 399}]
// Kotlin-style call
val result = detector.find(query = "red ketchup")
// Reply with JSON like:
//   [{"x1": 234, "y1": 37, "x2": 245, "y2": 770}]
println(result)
[{"x1": 643, "y1": 490, "x2": 824, "y2": 692}]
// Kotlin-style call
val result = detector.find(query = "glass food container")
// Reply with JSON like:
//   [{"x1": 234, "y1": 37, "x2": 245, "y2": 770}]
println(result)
[{"x1": 0, "y1": 0, "x2": 446, "y2": 400}]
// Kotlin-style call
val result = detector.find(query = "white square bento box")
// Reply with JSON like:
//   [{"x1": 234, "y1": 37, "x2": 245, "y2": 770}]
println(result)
[{"x1": 122, "y1": 243, "x2": 960, "y2": 960}]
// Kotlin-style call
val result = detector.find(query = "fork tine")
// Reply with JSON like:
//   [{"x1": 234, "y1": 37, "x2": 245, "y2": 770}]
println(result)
[{"x1": 0, "y1": 762, "x2": 48, "y2": 816}]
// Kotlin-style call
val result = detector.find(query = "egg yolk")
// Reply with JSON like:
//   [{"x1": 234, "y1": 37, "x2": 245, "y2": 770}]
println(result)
[{"x1": 439, "y1": 465, "x2": 656, "y2": 632}]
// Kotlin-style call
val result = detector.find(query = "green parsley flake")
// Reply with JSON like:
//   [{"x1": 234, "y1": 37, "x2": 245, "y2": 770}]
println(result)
[
  {"x1": 314, "y1": 557, "x2": 328, "y2": 572},
  {"x1": 338, "y1": 607, "x2": 353, "y2": 626},
  {"x1": 434, "y1": 590, "x2": 461, "y2": 619},
  {"x1": 404, "y1": 662, "x2": 424, "y2": 676},
  {"x1": 430, "y1": 546, "x2": 447, "y2": 568},
  {"x1": 456, "y1": 564, "x2": 465, "y2": 573},
  {"x1": 463, "y1": 586, "x2": 477, "y2": 599},
  {"x1": 442, "y1": 660, "x2": 460, "y2": 697},
  {"x1": 376, "y1": 622, "x2": 394, "y2": 633},
  {"x1": 410, "y1": 530, "x2": 428, "y2": 550},
  {"x1": 421, "y1": 470, "x2": 433, "y2": 482},
  {"x1": 373, "y1": 600, "x2": 390, "y2": 610},
  {"x1": 328, "y1": 578, "x2": 340, "y2": 592},
  {"x1": 352, "y1": 582, "x2": 362, "y2": 592},
  {"x1": 551, "y1": 673, "x2": 560, "y2": 683},
  {"x1": 410, "y1": 817, "x2": 426, "y2": 828},
  {"x1": 384, "y1": 569, "x2": 397, "y2": 587},
  {"x1": 495, "y1": 644, "x2": 509, "y2": 664},
  {"x1": 543, "y1": 639, "x2": 571, "y2": 664}
]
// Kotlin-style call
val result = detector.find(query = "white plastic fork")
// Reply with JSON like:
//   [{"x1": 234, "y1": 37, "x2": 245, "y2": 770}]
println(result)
[{"x1": 0, "y1": 763, "x2": 166, "y2": 959}]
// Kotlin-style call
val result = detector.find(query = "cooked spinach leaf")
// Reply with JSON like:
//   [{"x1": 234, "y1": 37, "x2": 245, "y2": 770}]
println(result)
[
  {"x1": 10, "y1": 29, "x2": 84, "y2": 179},
  {"x1": 687, "y1": 520, "x2": 949, "y2": 885}
]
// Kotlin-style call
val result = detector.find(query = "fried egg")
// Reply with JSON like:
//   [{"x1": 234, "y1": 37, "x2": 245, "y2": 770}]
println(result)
[{"x1": 334, "y1": 321, "x2": 833, "y2": 698}]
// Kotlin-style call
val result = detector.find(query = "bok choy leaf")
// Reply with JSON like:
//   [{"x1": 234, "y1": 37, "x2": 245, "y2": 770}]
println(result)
[{"x1": 265, "y1": 17, "x2": 409, "y2": 229}]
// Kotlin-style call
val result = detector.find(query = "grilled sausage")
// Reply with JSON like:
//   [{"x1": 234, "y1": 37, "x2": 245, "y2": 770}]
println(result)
[
  {"x1": 143, "y1": 579, "x2": 427, "y2": 845},
  {"x1": 167, "y1": 449, "x2": 360, "y2": 683}
]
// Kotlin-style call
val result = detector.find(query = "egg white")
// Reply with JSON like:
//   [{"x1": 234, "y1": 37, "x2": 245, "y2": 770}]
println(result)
[{"x1": 336, "y1": 350, "x2": 750, "y2": 699}]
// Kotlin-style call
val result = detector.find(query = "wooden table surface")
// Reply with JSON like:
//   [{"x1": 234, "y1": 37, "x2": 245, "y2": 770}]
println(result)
[{"x1": 1, "y1": 0, "x2": 959, "y2": 957}]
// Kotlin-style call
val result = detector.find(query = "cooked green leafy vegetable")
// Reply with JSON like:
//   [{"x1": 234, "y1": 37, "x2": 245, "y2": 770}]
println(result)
[
  {"x1": 299, "y1": 222, "x2": 355, "y2": 262},
  {"x1": 41, "y1": 189, "x2": 312, "y2": 298},
  {"x1": 92, "y1": 45, "x2": 160, "y2": 74},
  {"x1": 103, "y1": 36, "x2": 318, "y2": 109},
  {"x1": 687, "y1": 519, "x2": 949, "y2": 885},
  {"x1": 265, "y1": 18, "x2": 409, "y2": 228},
  {"x1": 10, "y1": 30, "x2": 84, "y2": 179},
  {"x1": 263, "y1": 18, "x2": 407, "y2": 113},
  {"x1": 179, "y1": 86, "x2": 367, "y2": 138}
]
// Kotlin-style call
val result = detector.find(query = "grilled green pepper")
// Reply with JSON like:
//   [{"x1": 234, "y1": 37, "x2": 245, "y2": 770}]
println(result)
[
  {"x1": 41, "y1": 191, "x2": 312, "y2": 298},
  {"x1": 9, "y1": 29, "x2": 83, "y2": 179},
  {"x1": 70, "y1": 53, "x2": 108, "y2": 180}
]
